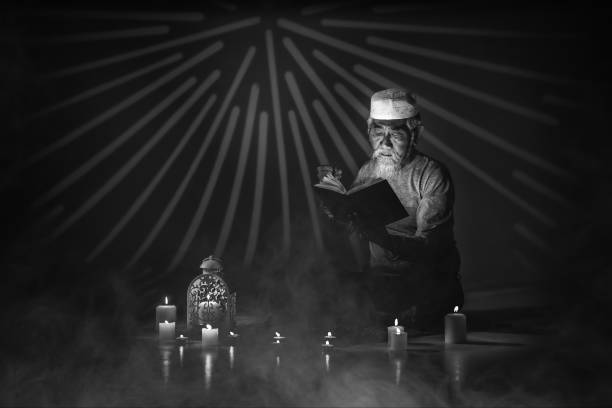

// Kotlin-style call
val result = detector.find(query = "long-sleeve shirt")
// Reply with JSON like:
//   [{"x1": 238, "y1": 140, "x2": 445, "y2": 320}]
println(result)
[{"x1": 351, "y1": 151, "x2": 458, "y2": 273}]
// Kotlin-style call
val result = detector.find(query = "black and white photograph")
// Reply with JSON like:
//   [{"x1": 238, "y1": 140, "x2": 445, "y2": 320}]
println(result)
[{"x1": 1, "y1": 0, "x2": 611, "y2": 406}]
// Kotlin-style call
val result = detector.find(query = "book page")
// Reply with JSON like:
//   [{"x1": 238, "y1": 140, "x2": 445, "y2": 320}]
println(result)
[{"x1": 314, "y1": 174, "x2": 347, "y2": 194}]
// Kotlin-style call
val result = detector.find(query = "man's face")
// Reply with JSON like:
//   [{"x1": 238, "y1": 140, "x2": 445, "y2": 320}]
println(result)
[{"x1": 369, "y1": 119, "x2": 411, "y2": 165}]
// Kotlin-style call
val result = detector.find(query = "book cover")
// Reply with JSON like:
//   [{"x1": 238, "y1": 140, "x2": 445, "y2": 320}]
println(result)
[{"x1": 314, "y1": 176, "x2": 409, "y2": 227}]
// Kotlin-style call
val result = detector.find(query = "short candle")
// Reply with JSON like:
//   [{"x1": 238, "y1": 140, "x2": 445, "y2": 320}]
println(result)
[
  {"x1": 387, "y1": 318, "x2": 404, "y2": 347},
  {"x1": 176, "y1": 334, "x2": 189, "y2": 345},
  {"x1": 159, "y1": 320, "x2": 175, "y2": 342},
  {"x1": 388, "y1": 327, "x2": 407, "y2": 351},
  {"x1": 445, "y1": 306, "x2": 467, "y2": 344},
  {"x1": 201, "y1": 324, "x2": 219, "y2": 347},
  {"x1": 321, "y1": 339, "x2": 334, "y2": 349},
  {"x1": 324, "y1": 331, "x2": 336, "y2": 340},
  {"x1": 155, "y1": 296, "x2": 176, "y2": 331}
]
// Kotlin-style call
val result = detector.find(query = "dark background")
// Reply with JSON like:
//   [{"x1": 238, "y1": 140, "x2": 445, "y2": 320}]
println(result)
[{"x1": 1, "y1": 0, "x2": 611, "y2": 358}]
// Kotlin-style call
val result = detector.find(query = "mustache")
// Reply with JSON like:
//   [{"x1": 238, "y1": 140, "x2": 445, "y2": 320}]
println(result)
[{"x1": 372, "y1": 149, "x2": 401, "y2": 162}]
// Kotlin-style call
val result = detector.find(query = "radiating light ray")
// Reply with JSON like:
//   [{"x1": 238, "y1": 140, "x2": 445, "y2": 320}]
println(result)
[
  {"x1": 283, "y1": 37, "x2": 371, "y2": 155},
  {"x1": 312, "y1": 49, "x2": 372, "y2": 97},
  {"x1": 86, "y1": 94, "x2": 217, "y2": 262},
  {"x1": 244, "y1": 111, "x2": 269, "y2": 266},
  {"x1": 215, "y1": 84, "x2": 260, "y2": 258},
  {"x1": 312, "y1": 99, "x2": 358, "y2": 175},
  {"x1": 31, "y1": 53, "x2": 182, "y2": 119},
  {"x1": 301, "y1": 2, "x2": 351, "y2": 15},
  {"x1": 33, "y1": 70, "x2": 219, "y2": 209},
  {"x1": 514, "y1": 223, "x2": 554, "y2": 254},
  {"x1": 288, "y1": 110, "x2": 324, "y2": 251},
  {"x1": 167, "y1": 107, "x2": 241, "y2": 271},
  {"x1": 50, "y1": 77, "x2": 198, "y2": 239},
  {"x1": 27, "y1": 42, "x2": 222, "y2": 166},
  {"x1": 334, "y1": 82, "x2": 369, "y2": 118},
  {"x1": 542, "y1": 94, "x2": 579, "y2": 109},
  {"x1": 30, "y1": 26, "x2": 170, "y2": 44},
  {"x1": 28, "y1": 9, "x2": 205, "y2": 21},
  {"x1": 367, "y1": 36, "x2": 572, "y2": 84},
  {"x1": 354, "y1": 64, "x2": 570, "y2": 179},
  {"x1": 277, "y1": 19, "x2": 559, "y2": 125},
  {"x1": 423, "y1": 129, "x2": 557, "y2": 228},
  {"x1": 321, "y1": 19, "x2": 578, "y2": 39},
  {"x1": 512, "y1": 170, "x2": 573, "y2": 209},
  {"x1": 41, "y1": 18, "x2": 258, "y2": 79},
  {"x1": 166, "y1": 47, "x2": 256, "y2": 272},
  {"x1": 284, "y1": 71, "x2": 328, "y2": 164},
  {"x1": 265, "y1": 30, "x2": 290, "y2": 254},
  {"x1": 511, "y1": 249, "x2": 539, "y2": 275}
]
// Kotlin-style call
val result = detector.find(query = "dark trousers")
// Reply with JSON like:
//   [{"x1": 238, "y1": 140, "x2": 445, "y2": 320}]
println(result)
[{"x1": 367, "y1": 247, "x2": 464, "y2": 331}]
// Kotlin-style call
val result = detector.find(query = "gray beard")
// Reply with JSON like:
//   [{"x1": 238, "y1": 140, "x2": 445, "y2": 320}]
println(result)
[{"x1": 371, "y1": 157, "x2": 401, "y2": 180}]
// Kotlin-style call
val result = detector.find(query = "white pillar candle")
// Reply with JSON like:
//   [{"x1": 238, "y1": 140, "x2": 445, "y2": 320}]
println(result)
[
  {"x1": 445, "y1": 306, "x2": 467, "y2": 344},
  {"x1": 388, "y1": 327, "x2": 407, "y2": 351},
  {"x1": 155, "y1": 296, "x2": 176, "y2": 331},
  {"x1": 159, "y1": 320, "x2": 175, "y2": 341},
  {"x1": 201, "y1": 324, "x2": 219, "y2": 347},
  {"x1": 387, "y1": 318, "x2": 404, "y2": 347}
]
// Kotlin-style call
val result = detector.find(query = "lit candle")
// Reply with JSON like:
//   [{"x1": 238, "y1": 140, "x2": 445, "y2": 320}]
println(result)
[
  {"x1": 228, "y1": 331, "x2": 239, "y2": 345},
  {"x1": 159, "y1": 320, "x2": 175, "y2": 342},
  {"x1": 387, "y1": 318, "x2": 404, "y2": 347},
  {"x1": 155, "y1": 296, "x2": 176, "y2": 331},
  {"x1": 321, "y1": 339, "x2": 334, "y2": 349},
  {"x1": 324, "y1": 331, "x2": 336, "y2": 340},
  {"x1": 201, "y1": 324, "x2": 219, "y2": 347},
  {"x1": 176, "y1": 334, "x2": 189, "y2": 345},
  {"x1": 388, "y1": 327, "x2": 407, "y2": 351},
  {"x1": 272, "y1": 331, "x2": 285, "y2": 344},
  {"x1": 445, "y1": 306, "x2": 467, "y2": 344},
  {"x1": 322, "y1": 331, "x2": 335, "y2": 348}
]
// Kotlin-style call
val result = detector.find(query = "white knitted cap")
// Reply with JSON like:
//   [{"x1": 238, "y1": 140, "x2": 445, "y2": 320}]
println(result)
[{"x1": 369, "y1": 88, "x2": 418, "y2": 120}]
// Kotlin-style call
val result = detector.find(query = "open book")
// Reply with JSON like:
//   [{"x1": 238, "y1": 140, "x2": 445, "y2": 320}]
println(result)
[{"x1": 313, "y1": 175, "x2": 409, "y2": 227}]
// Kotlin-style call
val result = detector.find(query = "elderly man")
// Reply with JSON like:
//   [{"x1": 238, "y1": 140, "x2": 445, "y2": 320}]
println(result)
[{"x1": 329, "y1": 89, "x2": 464, "y2": 331}]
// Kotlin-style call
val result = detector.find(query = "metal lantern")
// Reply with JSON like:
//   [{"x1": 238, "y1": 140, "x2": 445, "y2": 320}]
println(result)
[{"x1": 186, "y1": 256, "x2": 236, "y2": 336}]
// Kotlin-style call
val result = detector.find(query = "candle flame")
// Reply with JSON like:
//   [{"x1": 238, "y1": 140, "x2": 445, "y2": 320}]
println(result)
[
  {"x1": 179, "y1": 335, "x2": 184, "y2": 338},
  {"x1": 327, "y1": 331, "x2": 332, "y2": 337},
  {"x1": 165, "y1": 296, "x2": 168, "y2": 304},
  {"x1": 164, "y1": 320, "x2": 169, "y2": 324},
  {"x1": 394, "y1": 318, "x2": 398, "y2": 326},
  {"x1": 275, "y1": 339, "x2": 280, "y2": 344},
  {"x1": 230, "y1": 331, "x2": 235, "y2": 336},
  {"x1": 325, "y1": 340, "x2": 330, "y2": 345},
  {"x1": 396, "y1": 328, "x2": 401, "y2": 334},
  {"x1": 275, "y1": 332, "x2": 280, "y2": 337},
  {"x1": 454, "y1": 306, "x2": 459, "y2": 313},
  {"x1": 206, "y1": 324, "x2": 212, "y2": 329}
]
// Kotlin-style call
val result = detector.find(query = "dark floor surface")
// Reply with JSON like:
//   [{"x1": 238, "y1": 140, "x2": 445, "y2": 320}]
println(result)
[{"x1": 3, "y1": 312, "x2": 611, "y2": 407}]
